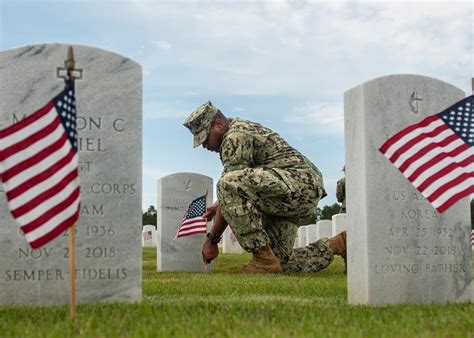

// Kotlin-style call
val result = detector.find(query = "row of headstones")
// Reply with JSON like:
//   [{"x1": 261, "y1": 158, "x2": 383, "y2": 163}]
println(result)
[
  {"x1": 145, "y1": 221, "x2": 474, "y2": 252},
  {"x1": 294, "y1": 214, "x2": 347, "y2": 248},
  {"x1": 0, "y1": 43, "x2": 471, "y2": 306},
  {"x1": 143, "y1": 222, "x2": 245, "y2": 254}
]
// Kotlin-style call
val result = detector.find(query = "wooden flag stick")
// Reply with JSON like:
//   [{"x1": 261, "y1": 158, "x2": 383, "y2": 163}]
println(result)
[
  {"x1": 69, "y1": 224, "x2": 76, "y2": 320},
  {"x1": 66, "y1": 46, "x2": 76, "y2": 321},
  {"x1": 204, "y1": 189, "x2": 208, "y2": 273},
  {"x1": 471, "y1": 77, "x2": 473, "y2": 95}
]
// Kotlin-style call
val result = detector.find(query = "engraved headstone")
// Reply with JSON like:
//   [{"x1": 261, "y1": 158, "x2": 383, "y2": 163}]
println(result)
[
  {"x1": 332, "y1": 214, "x2": 347, "y2": 236},
  {"x1": 157, "y1": 172, "x2": 213, "y2": 272},
  {"x1": 345, "y1": 74, "x2": 472, "y2": 305},
  {"x1": 142, "y1": 225, "x2": 157, "y2": 248},
  {"x1": 316, "y1": 220, "x2": 332, "y2": 240},
  {"x1": 222, "y1": 227, "x2": 244, "y2": 254},
  {"x1": 0, "y1": 44, "x2": 142, "y2": 304}
]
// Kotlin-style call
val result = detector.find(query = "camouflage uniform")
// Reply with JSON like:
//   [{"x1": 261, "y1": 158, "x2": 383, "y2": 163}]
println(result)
[
  {"x1": 336, "y1": 177, "x2": 346, "y2": 213},
  {"x1": 217, "y1": 118, "x2": 333, "y2": 273}
]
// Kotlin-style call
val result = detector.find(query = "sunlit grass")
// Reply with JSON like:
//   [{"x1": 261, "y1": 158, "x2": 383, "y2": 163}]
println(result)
[{"x1": 0, "y1": 248, "x2": 472, "y2": 337}]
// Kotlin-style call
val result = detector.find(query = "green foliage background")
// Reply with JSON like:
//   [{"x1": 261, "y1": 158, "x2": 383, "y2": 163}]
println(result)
[{"x1": 142, "y1": 205, "x2": 157, "y2": 226}]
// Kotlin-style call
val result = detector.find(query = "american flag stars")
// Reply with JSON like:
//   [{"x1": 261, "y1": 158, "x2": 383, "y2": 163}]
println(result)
[
  {"x1": 176, "y1": 195, "x2": 207, "y2": 239},
  {"x1": 55, "y1": 86, "x2": 78, "y2": 151},
  {"x1": 441, "y1": 99, "x2": 473, "y2": 145}
]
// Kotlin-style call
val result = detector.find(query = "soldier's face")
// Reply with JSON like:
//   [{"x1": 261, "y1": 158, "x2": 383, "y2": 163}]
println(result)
[{"x1": 202, "y1": 119, "x2": 225, "y2": 152}]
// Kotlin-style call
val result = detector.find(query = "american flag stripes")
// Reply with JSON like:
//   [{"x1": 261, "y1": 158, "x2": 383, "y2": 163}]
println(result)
[
  {"x1": 379, "y1": 95, "x2": 474, "y2": 213},
  {"x1": 175, "y1": 195, "x2": 207, "y2": 238},
  {"x1": 0, "y1": 79, "x2": 80, "y2": 249}
]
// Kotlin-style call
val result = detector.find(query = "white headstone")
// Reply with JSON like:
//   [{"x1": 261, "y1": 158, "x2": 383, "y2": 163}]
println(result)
[
  {"x1": 222, "y1": 227, "x2": 244, "y2": 254},
  {"x1": 0, "y1": 44, "x2": 142, "y2": 305},
  {"x1": 157, "y1": 172, "x2": 213, "y2": 272},
  {"x1": 305, "y1": 224, "x2": 318, "y2": 245},
  {"x1": 293, "y1": 227, "x2": 303, "y2": 248},
  {"x1": 297, "y1": 225, "x2": 308, "y2": 248},
  {"x1": 142, "y1": 225, "x2": 157, "y2": 248},
  {"x1": 332, "y1": 214, "x2": 347, "y2": 236},
  {"x1": 345, "y1": 74, "x2": 472, "y2": 305},
  {"x1": 316, "y1": 220, "x2": 332, "y2": 240}
]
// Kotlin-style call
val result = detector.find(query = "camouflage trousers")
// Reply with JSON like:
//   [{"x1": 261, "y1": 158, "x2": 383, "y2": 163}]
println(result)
[{"x1": 217, "y1": 167, "x2": 334, "y2": 273}]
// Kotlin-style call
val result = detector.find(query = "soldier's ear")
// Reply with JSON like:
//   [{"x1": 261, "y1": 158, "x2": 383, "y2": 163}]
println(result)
[{"x1": 213, "y1": 118, "x2": 225, "y2": 131}]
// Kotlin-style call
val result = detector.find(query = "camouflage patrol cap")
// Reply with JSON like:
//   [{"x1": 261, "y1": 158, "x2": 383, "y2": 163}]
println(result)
[{"x1": 183, "y1": 101, "x2": 219, "y2": 148}]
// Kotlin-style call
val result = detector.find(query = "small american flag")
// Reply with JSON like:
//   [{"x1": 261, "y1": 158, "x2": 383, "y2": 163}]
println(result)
[
  {"x1": 175, "y1": 195, "x2": 207, "y2": 239},
  {"x1": 0, "y1": 78, "x2": 80, "y2": 248},
  {"x1": 143, "y1": 230, "x2": 153, "y2": 241},
  {"x1": 379, "y1": 95, "x2": 474, "y2": 213}
]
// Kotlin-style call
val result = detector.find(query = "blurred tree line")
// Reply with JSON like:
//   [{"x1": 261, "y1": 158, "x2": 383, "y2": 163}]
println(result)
[
  {"x1": 143, "y1": 205, "x2": 157, "y2": 226},
  {"x1": 315, "y1": 203, "x2": 341, "y2": 221}
]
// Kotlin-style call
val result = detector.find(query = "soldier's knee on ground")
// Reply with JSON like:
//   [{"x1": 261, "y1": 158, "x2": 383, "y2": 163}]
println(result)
[{"x1": 282, "y1": 239, "x2": 334, "y2": 273}]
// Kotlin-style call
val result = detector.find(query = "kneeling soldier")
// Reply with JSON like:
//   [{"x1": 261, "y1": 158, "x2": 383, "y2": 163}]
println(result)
[{"x1": 184, "y1": 101, "x2": 346, "y2": 273}]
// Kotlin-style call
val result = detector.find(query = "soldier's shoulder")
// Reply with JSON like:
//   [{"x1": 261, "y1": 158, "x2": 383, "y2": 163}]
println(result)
[
  {"x1": 230, "y1": 118, "x2": 256, "y2": 128},
  {"x1": 230, "y1": 118, "x2": 272, "y2": 134}
]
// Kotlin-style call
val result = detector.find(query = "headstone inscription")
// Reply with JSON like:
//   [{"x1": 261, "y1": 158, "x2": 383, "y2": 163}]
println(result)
[
  {"x1": 332, "y1": 214, "x2": 347, "y2": 236},
  {"x1": 316, "y1": 220, "x2": 332, "y2": 240},
  {"x1": 142, "y1": 225, "x2": 157, "y2": 248},
  {"x1": 345, "y1": 74, "x2": 472, "y2": 305},
  {"x1": 0, "y1": 44, "x2": 142, "y2": 305},
  {"x1": 222, "y1": 227, "x2": 244, "y2": 254},
  {"x1": 157, "y1": 172, "x2": 213, "y2": 272}
]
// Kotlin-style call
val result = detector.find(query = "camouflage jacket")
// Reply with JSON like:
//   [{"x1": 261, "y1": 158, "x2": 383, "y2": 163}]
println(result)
[
  {"x1": 336, "y1": 177, "x2": 346, "y2": 212},
  {"x1": 219, "y1": 118, "x2": 326, "y2": 194},
  {"x1": 336, "y1": 177, "x2": 345, "y2": 203}
]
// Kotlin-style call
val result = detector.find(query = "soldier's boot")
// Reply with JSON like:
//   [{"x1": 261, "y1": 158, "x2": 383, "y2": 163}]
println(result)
[
  {"x1": 231, "y1": 245, "x2": 282, "y2": 274},
  {"x1": 328, "y1": 231, "x2": 347, "y2": 274}
]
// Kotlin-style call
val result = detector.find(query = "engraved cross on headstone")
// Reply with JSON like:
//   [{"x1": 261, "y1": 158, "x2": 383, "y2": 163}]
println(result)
[{"x1": 409, "y1": 90, "x2": 423, "y2": 114}]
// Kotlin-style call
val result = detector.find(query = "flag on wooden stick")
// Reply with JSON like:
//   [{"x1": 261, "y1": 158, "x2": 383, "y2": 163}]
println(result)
[
  {"x1": 143, "y1": 230, "x2": 153, "y2": 241},
  {"x1": 175, "y1": 195, "x2": 207, "y2": 238},
  {"x1": 0, "y1": 78, "x2": 80, "y2": 248},
  {"x1": 379, "y1": 95, "x2": 474, "y2": 213}
]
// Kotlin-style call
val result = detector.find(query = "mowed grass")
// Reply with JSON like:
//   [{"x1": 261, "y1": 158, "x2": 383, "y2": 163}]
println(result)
[{"x1": 0, "y1": 248, "x2": 473, "y2": 337}]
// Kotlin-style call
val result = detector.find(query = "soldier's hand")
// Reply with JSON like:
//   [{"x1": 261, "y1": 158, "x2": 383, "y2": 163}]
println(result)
[
  {"x1": 202, "y1": 240, "x2": 219, "y2": 263},
  {"x1": 203, "y1": 201, "x2": 219, "y2": 221}
]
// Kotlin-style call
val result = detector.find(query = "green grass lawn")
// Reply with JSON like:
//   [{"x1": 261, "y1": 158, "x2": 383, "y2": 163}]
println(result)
[{"x1": 1, "y1": 248, "x2": 473, "y2": 337}]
